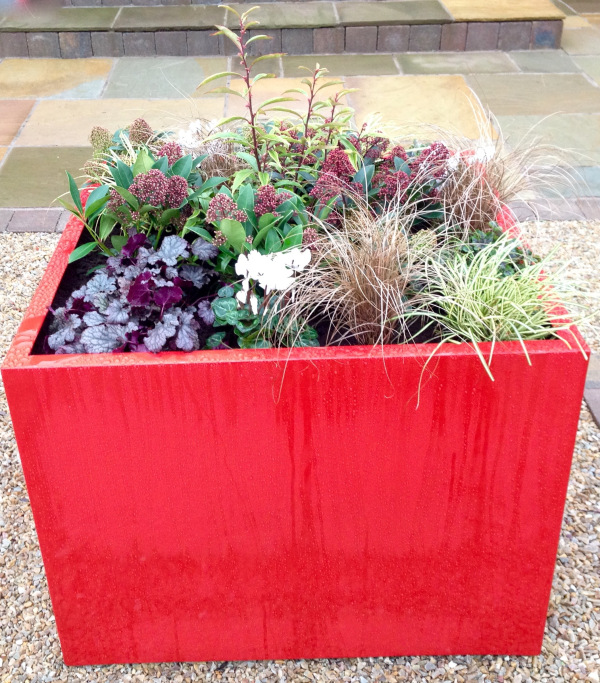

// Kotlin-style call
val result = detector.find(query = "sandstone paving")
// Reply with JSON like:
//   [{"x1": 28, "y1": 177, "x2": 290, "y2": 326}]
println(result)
[
  {"x1": 282, "y1": 54, "x2": 399, "y2": 77},
  {"x1": 562, "y1": 25, "x2": 600, "y2": 54},
  {"x1": 103, "y1": 56, "x2": 229, "y2": 99},
  {"x1": 0, "y1": 147, "x2": 93, "y2": 208},
  {"x1": 508, "y1": 49, "x2": 580, "y2": 72},
  {"x1": 0, "y1": 101, "x2": 34, "y2": 146},
  {"x1": 346, "y1": 74, "x2": 491, "y2": 139},
  {"x1": 396, "y1": 50, "x2": 518, "y2": 74},
  {"x1": 467, "y1": 73, "x2": 600, "y2": 115},
  {"x1": 439, "y1": 0, "x2": 564, "y2": 21},
  {"x1": 496, "y1": 113, "x2": 600, "y2": 166},
  {"x1": 572, "y1": 55, "x2": 600, "y2": 83},
  {"x1": 0, "y1": 58, "x2": 113, "y2": 99},
  {"x1": 15, "y1": 98, "x2": 225, "y2": 147}
]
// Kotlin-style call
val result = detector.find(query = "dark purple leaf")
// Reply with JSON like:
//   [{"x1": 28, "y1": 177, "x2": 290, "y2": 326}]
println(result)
[
  {"x1": 122, "y1": 232, "x2": 148, "y2": 257},
  {"x1": 155, "y1": 284, "x2": 183, "y2": 309},
  {"x1": 127, "y1": 271, "x2": 154, "y2": 306}
]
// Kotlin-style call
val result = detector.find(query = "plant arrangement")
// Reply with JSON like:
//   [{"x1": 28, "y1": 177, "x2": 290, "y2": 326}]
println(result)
[{"x1": 48, "y1": 5, "x2": 586, "y2": 371}]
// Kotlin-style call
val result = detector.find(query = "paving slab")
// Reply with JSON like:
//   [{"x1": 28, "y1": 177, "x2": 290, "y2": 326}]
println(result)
[
  {"x1": 15, "y1": 98, "x2": 225, "y2": 147},
  {"x1": 496, "y1": 113, "x2": 600, "y2": 165},
  {"x1": 440, "y1": 0, "x2": 564, "y2": 21},
  {"x1": 0, "y1": 100, "x2": 34, "y2": 146},
  {"x1": 0, "y1": 58, "x2": 112, "y2": 98},
  {"x1": 584, "y1": 386, "x2": 600, "y2": 428},
  {"x1": 467, "y1": 73, "x2": 600, "y2": 114},
  {"x1": 508, "y1": 49, "x2": 579, "y2": 72},
  {"x1": 567, "y1": 0, "x2": 600, "y2": 12},
  {"x1": 397, "y1": 51, "x2": 517, "y2": 74},
  {"x1": 336, "y1": 1, "x2": 451, "y2": 26},
  {"x1": 346, "y1": 74, "x2": 490, "y2": 139},
  {"x1": 561, "y1": 26, "x2": 600, "y2": 54},
  {"x1": 572, "y1": 55, "x2": 600, "y2": 82},
  {"x1": 1, "y1": 7, "x2": 118, "y2": 31},
  {"x1": 224, "y1": 3, "x2": 337, "y2": 29},
  {"x1": 6, "y1": 208, "x2": 62, "y2": 232},
  {"x1": 114, "y1": 5, "x2": 225, "y2": 30},
  {"x1": 536, "y1": 165, "x2": 600, "y2": 197},
  {"x1": 0, "y1": 147, "x2": 6, "y2": 163},
  {"x1": 282, "y1": 54, "x2": 398, "y2": 77},
  {"x1": 103, "y1": 56, "x2": 228, "y2": 98},
  {"x1": 0, "y1": 147, "x2": 92, "y2": 208}
]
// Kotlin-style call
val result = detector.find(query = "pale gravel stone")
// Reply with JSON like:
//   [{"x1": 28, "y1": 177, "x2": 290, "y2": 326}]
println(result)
[{"x1": 0, "y1": 228, "x2": 598, "y2": 682}]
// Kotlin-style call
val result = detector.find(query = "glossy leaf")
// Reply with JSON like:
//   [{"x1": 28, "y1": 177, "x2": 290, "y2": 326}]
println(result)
[{"x1": 68, "y1": 241, "x2": 97, "y2": 264}]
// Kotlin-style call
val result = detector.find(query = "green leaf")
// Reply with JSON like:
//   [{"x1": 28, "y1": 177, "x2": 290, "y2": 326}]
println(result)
[
  {"x1": 256, "y1": 96, "x2": 297, "y2": 112},
  {"x1": 251, "y1": 72, "x2": 276, "y2": 85},
  {"x1": 111, "y1": 234, "x2": 128, "y2": 252},
  {"x1": 219, "y1": 218, "x2": 247, "y2": 253},
  {"x1": 159, "y1": 208, "x2": 180, "y2": 226},
  {"x1": 184, "y1": 224, "x2": 213, "y2": 241},
  {"x1": 153, "y1": 155, "x2": 169, "y2": 173},
  {"x1": 231, "y1": 168, "x2": 256, "y2": 194},
  {"x1": 196, "y1": 70, "x2": 241, "y2": 90},
  {"x1": 283, "y1": 224, "x2": 303, "y2": 249},
  {"x1": 98, "y1": 213, "x2": 116, "y2": 241},
  {"x1": 57, "y1": 197, "x2": 78, "y2": 214},
  {"x1": 212, "y1": 296, "x2": 238, "y2": 318},
  {"x1": 353, "y1": 162, "x2": 375, "y2": 190},
  {"x1": 205, "y1": 332, "x2": 226, "y2": 349},
  {"x1": 113, "y1": 186, "x2": 139, "y2": 210},
  {"x1": 116, "y1": 160, "x2": 133, "y2": 188},
  {"x1": 68, "y1": 241, "x2": 97, "y2": 264},
  {"x1": 264, "y1": 228, "x2": 281, "y2": 253},
  {"x1": 218, "y1": 285, "x2": 235, "y2": 298},
  {"x1": 207, "y1": 86, "x2": 245, "y2": 98},
  {"x1": 394, "y1": 156, "x2": 411, "y2": 174},
  {"x1": 171, "y1": 154, "x2": 193, "y2": 179},
  {"x1": 66, "y1": 172, "x2": 83, "y2": 214},
  {"x1": 258, "y1": 171, "x2": 270, "y2": 186},
  {"x1": 236, "y1": 183, "x2": 255, "y2": 214},
  {"x1": 252, "y1": 214, "x2": 277, "y2": 249},
  {"x1": 132, "y1": 148, "x2": 154, "y2": 177},
  {"x1": 236, "y1": 151, "x2": 259, "y2": 171}
]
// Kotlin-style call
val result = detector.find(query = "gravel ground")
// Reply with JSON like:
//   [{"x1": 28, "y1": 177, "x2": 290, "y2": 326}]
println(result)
[{"x1": 0, "y1": 226, "x2": 599, "y2": 683}]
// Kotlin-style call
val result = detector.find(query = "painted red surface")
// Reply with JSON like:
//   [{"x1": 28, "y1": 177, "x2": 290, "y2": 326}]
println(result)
[{"x1": 2, "y1": 216, "x2": 589, "y2": 665}]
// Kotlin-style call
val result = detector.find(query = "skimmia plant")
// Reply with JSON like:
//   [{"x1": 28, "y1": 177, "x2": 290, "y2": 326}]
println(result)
[{"x1": 47, "y1": 5, "x2": 588, "y2": 370}]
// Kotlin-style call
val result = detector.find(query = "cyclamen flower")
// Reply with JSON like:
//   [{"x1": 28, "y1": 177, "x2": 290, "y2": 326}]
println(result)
[
  {"x1": 157, "y1": 141, "x2": 183, "y2": 166},
  {"x1": 235, "y1": 248, "x2": 311, "y2": 297},
  {"x1": 254, "y1": 185, "x2": 292, "y2": 217},
  {"x1": 206, "y1": 193, "x2": 248, "y2": 225},
  {"x1": 129, "y1": 118, "x2": 154, "y2": 146},
  {"x1": 165, "y1": 175, "x2": 188, "y2": 208}
]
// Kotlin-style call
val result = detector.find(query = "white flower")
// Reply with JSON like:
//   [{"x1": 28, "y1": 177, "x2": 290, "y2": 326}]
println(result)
[{"x1": 234, "y1": 248, "x2": 312, "y2": 303}]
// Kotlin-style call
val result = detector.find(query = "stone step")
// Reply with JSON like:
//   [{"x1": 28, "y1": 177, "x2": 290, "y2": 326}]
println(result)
[{"x1": 0, "y1": 1, "x2": 565, "y2": 58}]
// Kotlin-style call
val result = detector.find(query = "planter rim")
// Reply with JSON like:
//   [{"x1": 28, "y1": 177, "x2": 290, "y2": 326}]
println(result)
[{"x1": 2, "y1": 216, "x2": 589, "y2": 371}]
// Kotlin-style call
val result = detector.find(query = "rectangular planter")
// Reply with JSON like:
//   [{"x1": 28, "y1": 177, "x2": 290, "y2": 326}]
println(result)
[{"x1": 2, "y1": 216, "x2": 589, "y2": 666}]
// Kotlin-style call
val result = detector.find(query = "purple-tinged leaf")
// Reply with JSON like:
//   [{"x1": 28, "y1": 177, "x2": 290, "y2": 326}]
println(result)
[
  {"x1": 84, "y1": 271, "x2": 117, "y2": 301},
  {"x1": 175, "y1": 311, "x2": 200, "y2": 351},
  {"x1": 122, "y1": 232, "x2": 147, "y2": 257},
  {"x1": 191, "y1": 237, "x2": 219, "y2": 261},
  {"x1": 106, "y1": 300, "x2": 130, "y2": 324},
  {"x1": 179, "y1": 264, "x2": 209, "y2": 288},
  {"x1": 155, "y1": 284, "x2": 183, "y2": 309},
  {"x1": 83, "y1": 311, "x2": 105, "y2": 327},
  {"x1": 197, "y1": 300, "x2": 216, "y2": 326},
  {"x1": 149, "y1": 235, "x2": 189, "y2": 266},
  {"x1": 127, "y1": 271, "x2": 154, "y2": 306},
  {"x1": 144, "y1": 317, "x2": 177, "y2": 352},
  {"x1": 80, "y1": 324, "x2": 125, "y2": 353}
]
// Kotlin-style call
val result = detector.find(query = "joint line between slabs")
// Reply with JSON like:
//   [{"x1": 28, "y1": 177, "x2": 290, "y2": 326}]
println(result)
[{"x1": 100, "y1": 58, "x2": 119, "y2": 99}]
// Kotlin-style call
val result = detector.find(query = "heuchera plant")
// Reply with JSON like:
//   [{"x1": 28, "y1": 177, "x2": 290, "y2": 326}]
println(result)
[{"x1": 47, "y1": 234, "x2": 218, "y2": 353}]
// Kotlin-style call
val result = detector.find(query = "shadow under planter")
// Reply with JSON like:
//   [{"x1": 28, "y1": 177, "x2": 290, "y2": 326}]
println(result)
[{"x1": 1, "y1": 216, "x2": 589, "y2": 665}]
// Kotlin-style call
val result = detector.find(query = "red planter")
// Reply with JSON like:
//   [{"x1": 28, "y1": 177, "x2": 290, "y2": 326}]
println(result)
[{"x1": 2, "y1": 216, "x2": 589, "y2": 666}]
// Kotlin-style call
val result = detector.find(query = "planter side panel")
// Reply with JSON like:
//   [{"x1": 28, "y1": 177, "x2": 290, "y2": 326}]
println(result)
[{"x1": 2, "y1": 343, "x2": 587, "y2": 665}]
